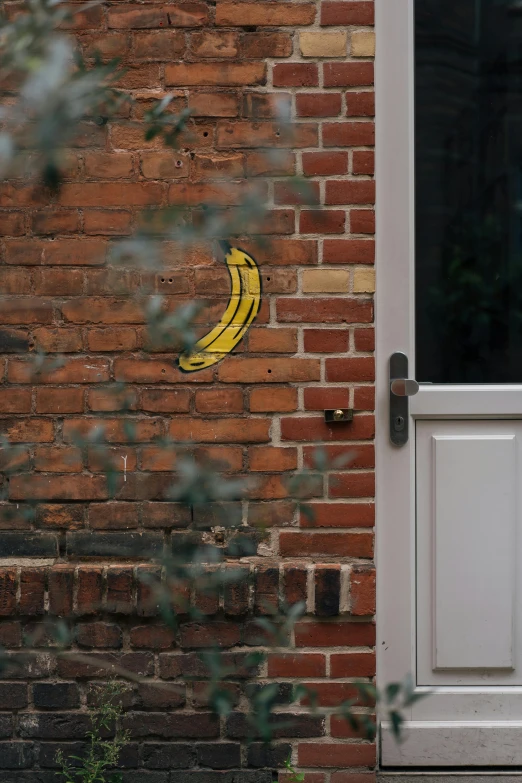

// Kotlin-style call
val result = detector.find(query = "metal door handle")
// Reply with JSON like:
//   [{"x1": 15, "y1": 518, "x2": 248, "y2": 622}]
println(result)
[
  {"x1": 389, "y1": 352, "x2": 416, "y2": 446},
  {"x1": 390, "y1": 378, "x2": 419, "y2": 397}
]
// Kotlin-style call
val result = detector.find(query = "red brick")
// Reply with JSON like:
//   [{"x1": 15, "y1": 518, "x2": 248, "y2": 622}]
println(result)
[
  {"x1": 49, "y1": 566, "x2": 74, "y2": 617},
  {"x1": 325, "y1": 181, "x2": 375, "y2": 205},
  {"x1": 350, "y1": 566, "x2": 376, "y2": 615},
  {"x1": 130, "y1": 624, "x2": 176, "y2": 649},
  {"x1": 268, "y1": 654, "x2": 326, "y2": 678},
  {"x1": 298, "y1": 743, "x2": 376, "y2": 768},
  {"x1": 9, "y1": 475, "x2": 108, "y2": 502},
  {"x1": 248, "y1": 327, "x2": 297, "y2": 352},
  {"x1": 296, "y1": 94, "x2": 342, "y2": 118},
  {"x1": 273, "y1": 64, "x2": 318, "y2": 88},
  {"x1": 0, "y1": 269, "x2": 32, "y2": 294},
  {"x1": 59, "y1": 183, "x2": 164, "y2": 207},
  {"x1": 88, "y1": 503, "x2": 139, "y2": 529},
  {"x1": 277, "y1": 298, "x2": 372, "y2": 324},
  {"x1": 77, "y1": 568, "x2": 103, "y2": 615},
  {"x1": 35, "y1": 388, "x2": 84, "y2": 414},
  {"x1": 281, "y1": 415, "x2": 375, "y2": 442},
  {"x1": 249, "y1": 388, "x2": 298, "y2": 413},
  {"x1": 303, "y1": 329, "x2": 349, "y2": 353},
  {"x1": 245, "y1": 150, "x2": 296, "y2": 177},
  {"x1": 323, "y1": 239, "x2": 375, "y2": 264},
  {"x1": 9, "y1": 358, "x2": 109, "y2": 384},
  {"x1": 324, "y1": 63, "x2": 374, "y2": 88},
  {"x1": 140, "y1": 389, "x2": 191, "y2": 413},
  {"x1": 217, "y1": 121, "x2": 318, "y2": 149},
  {"x1": 166, "y1": 63, "x2": 266, "y2": 87},
  {"x1": 19, "y1": 568, "x2": 45, "y2": 615},
  {"x1": 304, "y1": 444, "x2": 374, "y2": 470},
  {"x1": 76, "y1": 622, "x2": 122, "y2": 649},
  {"x1": 241, "y1": 239, "x2": 317, "y2": 266},
  {"x1": 240, "y1": 32, "x2": 293, "y2": 58},
  {"x1": 62, "y1": 417, "x2": 162, "y2": 444},
  {"x1": 329, "y1": 471, "x2": 375, "y2": 498},
  {"x1": 0, "y1": 418, "x2": 53, "y2": 443},
  {"x1": 169, "y1": 418, "x2": 269, "y2": 444},
  {"x1": 83, "y1": 152, "x2": 133, "y2": 179},
  {"x1": 32, "y1": 210, "x2": 80, "y2": 234},
  {"x1": 0, "y1": 297, "x2": 53, "y2": 324},
  {"x1": 0, "y1": 211, "x2": 25, "y2": 236},
  {"x1": 218, "y1": 358, "x2": 320, "y2": 383},
  {"x1": 325, "y1": 357, "x2": 375, "y2": 382},
  {"x1": 34, "y1": 447, "x2": 83, "y2": 473},
  {"x1": 330, "y1": 652, "x2": 376, "y2": 678},
  {"x1": 350, "y1": 209, "x2": 375, "y2": 234},
  {"x1": 133, "y1": 30, "x2": 185, "y2": 59},
  {"x1": 300, "y1": 502, "x2": 374, "y2": 528},
  {"x1": 303, "y1": 388, "x2": 350, "y2": 411},
  {"x1": 106, "y1": 567, "x2": 134, "y2": 614},
  {"x1": 354, "y1": 327, "x2": 374, "y2": 352},
  {"x1": 346, "y1": 92, "x2": 375, "y2": 117},
  {"x1": 302, "y1": 152, "x2": 347, "y2": 177},
  {"x1": 354, "y1": 386, "x2": 375, "y2": 411},
  {"x1": 249, "y1": 446, "x2": 297, "y2": 472},
  {"x1": 216, "y1": 2, "x2": 316, "y2": 26},
  {"x1": 352, "y1": 151, "x2": 375, "y2": 176},
  {"x1": 108, "y1": 4, "x2": 209, "y2": 28},
  {"x1": 323, "y1": 122, "x2": 374, "y2": 147},
  {"x1": 280, "y1": 532, "x2": 373, "y2": 558},
  {"x1": 300, "y1": 210, "x2": 345, "y2": 234},
  {"x1": 83, "y1": 211, "x2": 133, "y2": 236},
  {"x1": 190, "y1": 30, "x2": 239, "y2": 58},
  {"x1": 0, "y1": 389, "x2": 31, "y2": 414},
  {"x1": 195, "y1": 388, "x2": 244, "y2": 414},
  {"x1": 294, "y1": 621, "x2": 375, "y2": 647},
  {"x1": 0, "y1": 569, "x2": 16, "y2": 616},
  {"x1": 190, "y1": 93, "x2": 240, "y2": 118},
  {"x1": 321, "y1": 2, "x2": 374, "y2": 25}
]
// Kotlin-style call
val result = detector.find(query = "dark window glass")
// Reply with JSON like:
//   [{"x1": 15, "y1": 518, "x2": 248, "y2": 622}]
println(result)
[{"x1": 416, "y1": 0, "x2": 522, "y2": 382}]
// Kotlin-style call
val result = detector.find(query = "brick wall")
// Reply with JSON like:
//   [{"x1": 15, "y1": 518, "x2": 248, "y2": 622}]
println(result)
[{"x1": 0, "y1": 0, "x2": 376, "y2": 779}]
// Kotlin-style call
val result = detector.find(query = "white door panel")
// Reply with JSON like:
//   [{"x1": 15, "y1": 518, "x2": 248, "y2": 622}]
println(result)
[{"x1": 417, "y1": 422, "x2": 517, "y2": 682}]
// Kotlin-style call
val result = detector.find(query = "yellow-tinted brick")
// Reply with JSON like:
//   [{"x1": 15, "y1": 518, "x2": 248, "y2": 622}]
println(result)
[
  {"x1": 302, "y1": 270, "x2": 350, "y2": 293},
  {"x1": 353, "y1": 268, "x2": 375, "y2": 293},
  {"x1": 351, "y1": 31, "x2": 376, "y2": 58},
  {"x1": 300, "y1": 32, "x2": 347, "y2": 58}
]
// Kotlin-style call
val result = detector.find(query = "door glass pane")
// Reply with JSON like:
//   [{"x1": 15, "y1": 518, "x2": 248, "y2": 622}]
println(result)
[{"x1": 416, "y1": 0, "x2": 522, "y2": 383}]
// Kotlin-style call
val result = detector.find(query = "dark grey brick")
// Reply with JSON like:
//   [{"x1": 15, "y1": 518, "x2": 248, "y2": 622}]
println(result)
[
  {"x1": 0, "y1": 742, "x2": 35, "y2": 769},
  {"x1": 3, "y1": 653, "x2": 56, "y2": 680},
  {"x1": 169, "y1": 773, "x2": 274, "y2": 783},
  {"x1": 0, "y1": 533, "x2": 58, "y2": 558},
  {"x1": 123, "y1": 712, "x2": 219, "y2": 739},
  {"x1": 0, "y1": 683, "x2": 28, "y2": 709},
  {"x1": 121, "y1": 774, "x2": 168, "y2": 783},
  {"x1": 247, "y1": 743, "x2": 291, "y2": 768},
  {"x1": 33, "y1": 683, "x2": 80, "y2": 710},
  {"x1": 225, "y1": 712, "x2": 324, "y2": 739},
  {"x1": 66, "y1": 532, "x2": 164, "y2": 558},
  {"x1": 0, "y1": 714, "x2": 13, "y2": 737},
  {"x1": 197, "y1": 743, "x2": 241, "y2": 769},
  {"x1": 19, "y1": 713, "x2": 91, "y2": 740},
  {"x1": 142, "y1": 742, "x2": 195, "y2": 769}
]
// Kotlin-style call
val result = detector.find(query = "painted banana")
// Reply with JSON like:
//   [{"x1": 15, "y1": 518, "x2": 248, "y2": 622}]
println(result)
[{"x1": 177, "y1": 243, "x2": 261, "y2": 373}]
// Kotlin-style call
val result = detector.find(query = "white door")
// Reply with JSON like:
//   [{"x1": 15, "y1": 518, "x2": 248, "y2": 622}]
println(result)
[{"x1": 376, "y1": 0, "x2": 522, "y2": 766}]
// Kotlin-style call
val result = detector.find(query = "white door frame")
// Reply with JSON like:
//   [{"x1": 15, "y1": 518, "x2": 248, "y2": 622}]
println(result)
[
  {"x1": 375, "y1": 0, "x2": 418, "y2": 742},
  {"x1": 375, "y1": 0, "x2": 522, "y2": 766}
]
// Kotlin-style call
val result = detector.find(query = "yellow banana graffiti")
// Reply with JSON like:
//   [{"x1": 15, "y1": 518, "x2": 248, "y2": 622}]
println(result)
[{"x1": 177, "y1": 243, "x2": 261, "y2": 373}]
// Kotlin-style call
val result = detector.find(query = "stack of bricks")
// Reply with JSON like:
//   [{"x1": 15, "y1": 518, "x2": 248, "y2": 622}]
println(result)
[{"x1": 0, "y1": 0, "x2": 376, "y2": 780}]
